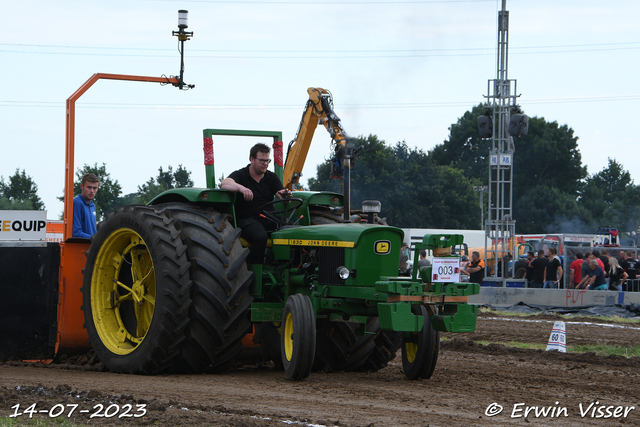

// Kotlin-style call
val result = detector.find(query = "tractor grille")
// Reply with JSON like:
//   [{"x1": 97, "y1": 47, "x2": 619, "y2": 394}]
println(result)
[{"x1": 318, "y1": 247, "x2": 345, "y2": 286}]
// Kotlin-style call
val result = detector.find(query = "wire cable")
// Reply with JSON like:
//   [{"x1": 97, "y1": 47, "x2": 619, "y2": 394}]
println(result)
[{"x1": 2, "y1": 95, "x2": 639, "y2": 110}]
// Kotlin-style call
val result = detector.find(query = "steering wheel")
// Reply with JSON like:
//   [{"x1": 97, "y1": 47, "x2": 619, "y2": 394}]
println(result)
[{"x1": 260, "y1": 198, "x2": 304, "y2": 228}]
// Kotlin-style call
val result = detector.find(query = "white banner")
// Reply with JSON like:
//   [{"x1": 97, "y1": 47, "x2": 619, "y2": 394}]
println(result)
[
  {"x1": 431, "y1": 257, "x2": 461, "y2": 283},
  {"x1": 0, "y1": 210, "x2": 47, "y2": 241}
]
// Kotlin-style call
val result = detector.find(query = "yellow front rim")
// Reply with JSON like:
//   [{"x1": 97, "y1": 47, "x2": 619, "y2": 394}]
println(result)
[
  {"x1": 405, "y1": 335, "x2": 418, "y2": 363},
  {"x1": 91, "y1": 228, "x2": 156, "y2": 355},
  {"x1": 284, "y1": 313, "x2": 294, "y2": 361}
]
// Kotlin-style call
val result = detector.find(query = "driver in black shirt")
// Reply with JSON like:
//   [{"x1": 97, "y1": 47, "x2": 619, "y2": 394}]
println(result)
[{"x1": 221, "y1": 143, "x2": 291, "y2": 264}]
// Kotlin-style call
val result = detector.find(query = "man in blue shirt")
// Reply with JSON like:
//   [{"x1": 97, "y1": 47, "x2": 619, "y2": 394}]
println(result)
[
  {"x1": 584, "y1": 259, "x2": 607, "y2": 291},
  {"x1": 73, "y1": 173, "x2": 100, "y2": 238}
]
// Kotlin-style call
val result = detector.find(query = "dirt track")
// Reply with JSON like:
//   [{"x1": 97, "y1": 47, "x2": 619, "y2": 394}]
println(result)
[{"x1": 1, "y1": 313, "x2": 639, "y2": 426}]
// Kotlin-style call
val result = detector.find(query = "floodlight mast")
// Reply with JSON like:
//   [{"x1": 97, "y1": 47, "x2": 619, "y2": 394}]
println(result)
[
  {"x1": 63, "y1": 13, "x2": 195, "y2": 241},
  {"x1": 482, "y1": 0, "x2": 522, "y2": 284},
  {"x1": 172, "y1": 10, "x2": 195, "y2": 90}
]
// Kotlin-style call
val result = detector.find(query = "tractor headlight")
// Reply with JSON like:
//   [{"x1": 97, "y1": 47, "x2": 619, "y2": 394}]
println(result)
[{"x1": 336, "y1": 266, "x2": 350, "y2": 280}]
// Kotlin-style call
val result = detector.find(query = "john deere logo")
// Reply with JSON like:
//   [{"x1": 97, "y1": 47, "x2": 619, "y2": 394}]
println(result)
[{"x1": 374, "y1": 240, "x2": 391, "y2": 255}]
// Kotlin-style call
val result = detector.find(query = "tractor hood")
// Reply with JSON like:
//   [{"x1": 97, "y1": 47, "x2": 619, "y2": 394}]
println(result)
[{"x1": 271, "y1": 224, "x2": 405, "y2": 287}]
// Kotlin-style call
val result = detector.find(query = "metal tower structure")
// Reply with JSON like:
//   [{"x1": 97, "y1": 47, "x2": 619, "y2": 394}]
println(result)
[{"x1": 482, "y1": 0, "x2": 522, "y2": 283}]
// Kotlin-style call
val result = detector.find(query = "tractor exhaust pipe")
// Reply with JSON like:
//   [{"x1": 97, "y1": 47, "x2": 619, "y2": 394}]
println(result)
[{"x1": 342, "y1": 138, "x2": 355, "y2": 222}]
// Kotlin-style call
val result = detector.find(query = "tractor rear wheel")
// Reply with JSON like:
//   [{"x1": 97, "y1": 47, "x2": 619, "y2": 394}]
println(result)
[
  {"x1": 401, "y1": 305, "x2": 440, "y2": 380},
  {"x1": 361, "y1": 329, "x2": 403, "y2": 372},
  {"x1": 82, "y1": 203, "x2": 254, "y2": 374},
  {"x1": 281, "y1": 294, "x2": 316, "y2": 380},
  {"x1": 253, "y1": 322, "x2": 284, "y2": 370},
  {"x1": 315, "y1": 318, "x2": 378, "y2": 372},
  {"x1": 82, "y1": 205, "x2": 192, "y2": 374},
  {"x1": 158, "y1": 204, "x2": 254, "y2": 373}
]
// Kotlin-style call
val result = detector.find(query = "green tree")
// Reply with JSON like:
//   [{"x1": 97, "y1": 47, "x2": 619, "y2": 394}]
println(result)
[
  {"x1": 173, "y1": 165, "x2": 195, "y2": 188},
  {"x1": 512, "y1": 117, "x2": 586, "y2": 196},
  {"x1": 0, "y1": 169, "x2": 45, "y2": 210},
  {"x1": 578, "y1": 159, "x2": 640, "y2": 232},
  {"x1": 0, "y1": 197, "x2": 36, "y2": 210},
  {"x1": 514, "y1": 185, "x2": 594, "y2": 234},
  {"x1": 430, "y1": 107, "x2": 588, "y2": 233},
  {"x1": 59, "y1": 163, "x2": 122, "y2": 221},
  {"x1": 137, "y1": 165, "x2": 194, "y2": 204},
  {"x1": 309, "y1": 135, "x2": 479, "y2": 228},
  {"x1": 430, "y1": 106, "x2": 587, "y2": 194},
  {"x1": 429, "y1": 104, "x2": 490, "y2": 181}
]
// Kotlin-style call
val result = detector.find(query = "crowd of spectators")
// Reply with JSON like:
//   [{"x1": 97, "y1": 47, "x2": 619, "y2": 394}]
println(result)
[
  {"x1": 551, "y1": 249, "x2": 638, "y2": 291},
  {"x1": 398, "y1": 240, "x2": 639, "y2": 292}
]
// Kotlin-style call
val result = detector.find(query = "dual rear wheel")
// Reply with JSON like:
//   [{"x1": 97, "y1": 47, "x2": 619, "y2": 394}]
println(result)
[{"x1": 82, "y1": 204, "x2": 253, "y2": 374}]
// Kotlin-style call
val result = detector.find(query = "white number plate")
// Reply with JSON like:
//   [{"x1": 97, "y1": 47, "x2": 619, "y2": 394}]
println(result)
[{"x1": 431, "y1": 257, "x2": 461, "y2": 283}]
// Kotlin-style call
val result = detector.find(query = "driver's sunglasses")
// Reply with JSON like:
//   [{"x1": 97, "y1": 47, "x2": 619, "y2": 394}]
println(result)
[{"x1": 255, "y1": 158, "x2": 271, "y2": 165}]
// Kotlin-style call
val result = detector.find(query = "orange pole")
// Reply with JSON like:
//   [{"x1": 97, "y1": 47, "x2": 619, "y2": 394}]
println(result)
[
  {"x1": 63, "y1": 73, "x2": 179, "y2": 241},
  {"x1": 57, "y1": 73, "x2": 180, "y2": 354}
]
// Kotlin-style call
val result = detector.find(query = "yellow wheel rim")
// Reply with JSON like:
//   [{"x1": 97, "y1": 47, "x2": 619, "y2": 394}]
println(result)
[
  {"x1": 284, "y1": 312, "x2": 294, "y2": 361},
  {"x1": 91, "y1": 228, "x2": 156, "y2": 355},
  {"x1": 405, "y1": 334, "x2": 418, "y2": 363}
]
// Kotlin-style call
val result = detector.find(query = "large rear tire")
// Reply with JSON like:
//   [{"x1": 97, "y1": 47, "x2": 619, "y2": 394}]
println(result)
[
  {"x1": 281, "y1": 294, "x2": 316, "y2": 380},
  {"x1": 253, "y1": 322, "x2": 284, "y2": 370},
  {"x1": 361, "y1": 329, "x2": 403, "y2": 372},
  {"x1": 82, "y1": 205, "x2": 192, "y2": 374},
  {"x1": 82, "y1": 203, "x2": 253, "y2": 374},
  {"x1": 158, "y1": 204, "x2": 254, "y2": 373},
  {"x1": 315, "y1": 318, "x2": 378, "y2": 372},
  {"x1": 401, "y1": 305, "x2": 440, "y2": 380}
]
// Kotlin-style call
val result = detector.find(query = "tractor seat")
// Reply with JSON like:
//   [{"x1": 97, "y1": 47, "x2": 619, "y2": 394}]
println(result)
[{"x1": 240, "y1": 238, "x2": 273, "y2": 248}]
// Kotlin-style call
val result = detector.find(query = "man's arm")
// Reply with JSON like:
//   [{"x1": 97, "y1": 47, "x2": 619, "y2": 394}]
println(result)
[
  {"x1": 72, "y1": 199, "x2": 92, "y2": 239},
  {"x1": 576, "y1": 273, "x2": 590, "y2": 289},
  {"x1": 466, "y1": 260, "x2": 484, "y2": 275},
  {"x1": 556, "y1": 265, "x2": 563, "y2": 284},
  {"x1": 569, "y1": 268, "x2": 575, "y2": 288},
  {"x1": 220, "y1": 177, "x2": 253, "y2": 201},
  {"x1": 544, "y1": 266, "x2": 547, "y2": 282}
]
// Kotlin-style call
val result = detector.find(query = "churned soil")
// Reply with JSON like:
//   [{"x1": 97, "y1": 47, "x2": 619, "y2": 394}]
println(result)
[{"x1": 1, "y1": 312, "x2": 639, "y2": 426}]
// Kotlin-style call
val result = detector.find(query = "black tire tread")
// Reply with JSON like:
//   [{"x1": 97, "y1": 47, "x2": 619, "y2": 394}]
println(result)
[
  {"x1": 81, "y1": 205, "x2": 192, "y2": 375},
  {"x1": 281, "y1": 294, "x2": 316, "y2": 380},
  {"x1": 315, "y1": 318, "x2": 378, "y2": 372},
  {"x1": 361, "y1": 329, "x2": 403, "y2": 372},
  {"x1": 157, "y1": 204, "x2": 254, "y2": 374}
]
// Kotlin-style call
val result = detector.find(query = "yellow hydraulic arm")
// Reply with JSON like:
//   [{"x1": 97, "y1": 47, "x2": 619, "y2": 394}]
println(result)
[{"x1": 283, "y1": 87, "x2": 348, "y2": 190}]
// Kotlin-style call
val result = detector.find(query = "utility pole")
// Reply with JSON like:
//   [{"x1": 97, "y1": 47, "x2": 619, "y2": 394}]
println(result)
[
  {"x1": 480, "y1": 0, "x2": 527, "y2": 285},
  {"x1": 473, "y1": 186, "x2": 488, "y2": 231}
]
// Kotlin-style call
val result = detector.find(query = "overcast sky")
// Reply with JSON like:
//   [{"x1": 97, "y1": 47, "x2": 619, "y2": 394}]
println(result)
[{"x1": 2, "y1": 0, "x2": 639, "y2": 220}]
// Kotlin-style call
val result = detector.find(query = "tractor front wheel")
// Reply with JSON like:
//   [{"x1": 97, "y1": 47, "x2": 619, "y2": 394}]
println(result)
[
  {"x1": 281, "y1": 294, "x2": 316, "y2": 380},
  {"x1": 401, "y1": 305, "x2": 440, "y2": 380}
]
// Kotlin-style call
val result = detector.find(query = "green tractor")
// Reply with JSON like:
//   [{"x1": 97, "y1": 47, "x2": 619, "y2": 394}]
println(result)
[{"x1": 81, "y1": 129, "x2": 479, "y2": 380}]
